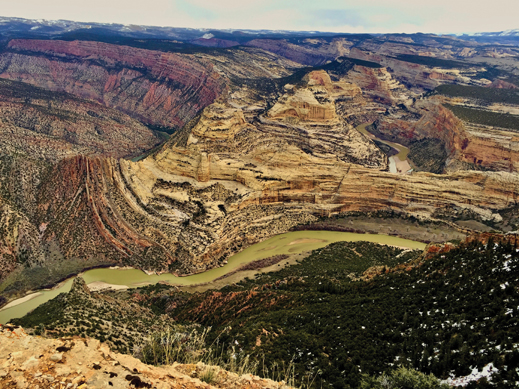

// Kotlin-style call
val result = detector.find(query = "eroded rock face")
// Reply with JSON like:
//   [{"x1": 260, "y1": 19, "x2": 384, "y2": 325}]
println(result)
[
  {"x1": 267, "y1": 71, "x2": 361, "y2": 122},
  {"x1": 343, "y1": 65, "x2": 407, "y2": 105},
  {"x1": 27, "y1": 70, "x2": 514, "y2": 277},
  {"x1": 347, "y1": 48, "x2": 478, "y2": 90},
  {"x1": 457, "y1": 124, "x2": 519, "y2": 172},
  {"x1": 369, "y1": 100, "x2": 469, "y2": 151},
  {"x1": 1, "y1": 41, "x2": 519, "y2": 293},
  {"x1": 0, "y1": 39, "x2": 227, "y2": 129}
]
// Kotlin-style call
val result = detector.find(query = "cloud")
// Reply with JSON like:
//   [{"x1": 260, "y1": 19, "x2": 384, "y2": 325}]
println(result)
[{"x1": 0, "y1": 0, "x2": 518, "y2": 33}]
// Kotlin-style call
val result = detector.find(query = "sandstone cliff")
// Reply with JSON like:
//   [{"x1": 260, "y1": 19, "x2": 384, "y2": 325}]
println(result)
[{"x1": 1, "y1": 41, "x2": 519, "y2": 296}]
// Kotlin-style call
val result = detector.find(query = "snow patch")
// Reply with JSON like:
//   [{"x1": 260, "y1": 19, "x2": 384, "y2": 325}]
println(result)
[{"x1": 445, "y1": 363, "x2": 498, "y2": 387}]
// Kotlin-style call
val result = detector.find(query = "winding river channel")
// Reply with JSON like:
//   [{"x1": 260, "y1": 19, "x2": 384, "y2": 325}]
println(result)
[
  {"x1": 356, "y1": 124, "x2": 412, "y2": 174},
  {"x1": 0, "y1": 231, "x2": 426, "y2": 324}
]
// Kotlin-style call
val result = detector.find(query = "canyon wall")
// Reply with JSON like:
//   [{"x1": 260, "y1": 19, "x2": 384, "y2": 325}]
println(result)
[{"x1": 0, "y1": 39, "x2": 227, "y2": 129}]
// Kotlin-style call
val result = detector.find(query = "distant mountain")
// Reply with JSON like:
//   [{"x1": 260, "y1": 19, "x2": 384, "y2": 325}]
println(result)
[
  {"x1": 0, "y1": 16, "x2": 361, "y2": 43},
  {"x1": 474, "y1": 29, "x2": 519, "y2": 37}
]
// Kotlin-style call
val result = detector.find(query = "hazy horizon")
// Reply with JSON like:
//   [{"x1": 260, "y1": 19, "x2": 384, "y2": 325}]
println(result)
[{"x1": 2, "y1": 0, "x2": 518, "y2": 35}]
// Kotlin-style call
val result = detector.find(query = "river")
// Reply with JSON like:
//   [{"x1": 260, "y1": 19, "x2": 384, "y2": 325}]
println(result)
[
  {"x1": 0, "y1": 231, "x2": 426, "y2": 325},
  {"x1": 356, "y1": 124, "x2": 412, "y2": 174}
]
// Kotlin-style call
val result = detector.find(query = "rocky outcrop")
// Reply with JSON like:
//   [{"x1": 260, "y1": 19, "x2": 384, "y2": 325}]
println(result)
[
  {"x1": 450, "y1": 123, "x2": 519, "y2": 172},
  {"x1": 1, "y1": 39, "x2": 227, "y2": 129},
  {"x1": 347, "y1": 48, "x2": 476, "y2": 90},
  {"x1": 486, "y1": 80, "x2": 518, "y2": 89},
  {"x1": 343, "y1": 65, "x2": 407, "y2": 105},
  {"x1": 268, "y1": 71, "x2": 350, "y2": 122},
  {"x1": 369, "y1": 100, "x2": 469, "y2": 152},
  {"x1": 0, "y1": 325, "x2": 291, "y2": 389}
]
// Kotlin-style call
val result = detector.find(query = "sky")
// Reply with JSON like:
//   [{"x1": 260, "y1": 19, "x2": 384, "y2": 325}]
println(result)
[{"x1": 2, "y1": 0, "x2": 519, "y2": 34}]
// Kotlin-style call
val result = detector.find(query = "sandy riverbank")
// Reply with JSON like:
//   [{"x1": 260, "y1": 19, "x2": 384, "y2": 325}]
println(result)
[
  {"x1": 1, "y1": 292, "x2": 43, "y2": 310},
  {"x1": 86, "y1": 282, "x2": 130, "y2": 292}
]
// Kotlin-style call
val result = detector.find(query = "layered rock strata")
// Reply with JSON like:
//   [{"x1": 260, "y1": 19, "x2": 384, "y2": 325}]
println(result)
[
  {"x1": 2, "y1": 56, "x2": 519, "y2": 292},
  {"x1": 0, "y1": 39, "x2": 227, "y2": 129}
]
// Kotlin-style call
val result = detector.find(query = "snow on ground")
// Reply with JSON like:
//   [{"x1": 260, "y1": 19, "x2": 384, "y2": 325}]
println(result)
[{"x1": 444, "y1": 363, "x2": 497, "y2": 387}]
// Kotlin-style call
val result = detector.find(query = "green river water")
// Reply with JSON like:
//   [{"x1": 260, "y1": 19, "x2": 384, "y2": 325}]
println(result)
[
  {"x1": 356, "y1": 124, "x2": 410, "y2": 162},
  {"x1": 0, "y1": 230, "x2": 425, "y2": 324}
]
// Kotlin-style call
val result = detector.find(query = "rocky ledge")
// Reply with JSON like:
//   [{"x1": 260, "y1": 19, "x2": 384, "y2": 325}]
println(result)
[{"x1": 0, "y1": 325, "x2": 291, "y2": 389}]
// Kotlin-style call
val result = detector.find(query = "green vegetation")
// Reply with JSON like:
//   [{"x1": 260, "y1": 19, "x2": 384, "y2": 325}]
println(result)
[
  {"x1": 50, "y1": 28, "x2": 239, "y2": 55},
  {"x1": 0, "y1": 78, "x2": 76, "y2": 102},
  {"x1": 0, "y1": 255, "x2": 112, "y2": 296},
  {"x1": 10, "y1": 278, "x2": 177, "y2": 354},
  {"x1": 408, "y1": 138, "x2": 447, "y2": 174},
  {"x1": 395, "y1": 54, "x2": 470, "y2": 69},
  {"x1": 436, "y1": 84, "x2": 519, "y2": 105},
  {"x1": 137, "y1": 326, "x2": 210, "y2": 366},
  {"x1": 12, "y1": 237, "x2": 519, "y2": 388},
  {"x1": 337, "y1": 57, "x2": 382, "y2": 69},
  {"x1": 444, "y1": 104, "x2": 519, "y2": 131},
  {"x1": 360, "y1": 366, "x2": 449, "y2": 389},
  {"x1": 475, "y1": 67, "x2": 519, "y2": 88},
  {"x1": 164, "y1": 239, "x2": 519, "y2": 388}
]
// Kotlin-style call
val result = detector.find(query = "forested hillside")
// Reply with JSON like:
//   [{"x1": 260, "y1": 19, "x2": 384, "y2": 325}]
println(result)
[{"x1": 13, "y1": 236, "x2": 519, "y2": 388}]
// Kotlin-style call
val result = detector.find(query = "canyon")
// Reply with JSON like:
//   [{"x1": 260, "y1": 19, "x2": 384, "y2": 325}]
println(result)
[{"x1": 0, "y1": 29, "x2": 519, "y2": 300}]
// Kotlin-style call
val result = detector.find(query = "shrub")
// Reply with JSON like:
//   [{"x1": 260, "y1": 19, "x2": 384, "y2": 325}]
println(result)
[{"x1": 359, "y1": 367, "x2": 449, "y2": 389}]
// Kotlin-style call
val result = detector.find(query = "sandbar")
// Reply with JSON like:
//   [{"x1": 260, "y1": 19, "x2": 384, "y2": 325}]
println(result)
[
  {"x1": 288, "y1": 238, "x2": 327, "y2": 245},
  {"x1": 87, "y1": 282, "x2": 129, "y2": 292},
  {"x1": 1, "y1": 292, "x2": 43, "y2": 310}
]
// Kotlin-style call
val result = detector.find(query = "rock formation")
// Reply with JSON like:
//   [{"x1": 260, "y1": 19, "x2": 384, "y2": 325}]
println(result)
[
  {"x1": 1, "y1": 35, "x2": 519, "y2": 297},
  {"x1": 246, "y1": 38, "x2": 355, "y2": 66},
  {"x1": 0, "y1": 325, "x2": 291, "y2": 389},
  {"x1": 7, "y1": 69, "x2": 514, "y2": 280},
  {"x1": 0, "y1": 39, "x2": 227, "y2": 129}
]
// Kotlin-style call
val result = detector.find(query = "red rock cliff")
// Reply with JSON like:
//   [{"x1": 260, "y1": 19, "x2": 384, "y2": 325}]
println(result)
[{"x1": 0, "y1": 39, "x2": 227, "y2": 128}]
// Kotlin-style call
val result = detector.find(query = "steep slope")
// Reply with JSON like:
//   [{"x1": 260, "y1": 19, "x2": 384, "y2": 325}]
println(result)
[
  {"x1": 11, "y1": 235, "x2": 519, "y2": 388},
  {"x1": 0, "y1": 39, "x2": 227, "y2": 130},
  {"x1": 2, "y1": 64, "x2": 519, "y2": 296},
  {"x1": 0, "y1": 78, "x2": 161, "y2": 161}
]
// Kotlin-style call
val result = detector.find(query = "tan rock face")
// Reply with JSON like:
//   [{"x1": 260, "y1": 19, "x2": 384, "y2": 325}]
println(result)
[
  {"x1": 455, "y1": 124, "x2": 519, "y2": 173},
  {"x1": 191, "y1": 102, "x2": 250, "y2": 140},
  {"x1": 344, "y1": 65, "x2": 405, "y2": 105},
  {"x1": 267, "y1": 70, "x2": 362, "y2": 124},
  {"x1": 269, "y1": 88, "x2": 337, "y2": 121},
  {"x1": 0, "y1": 325, "x2": 291, "y2": 389},
  {"x1": 347, "y1": 48, "x2": 478, "y2": 90}
]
